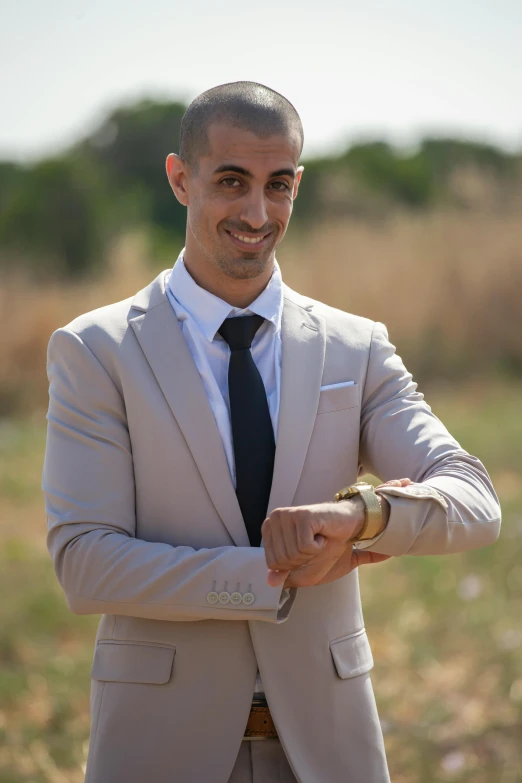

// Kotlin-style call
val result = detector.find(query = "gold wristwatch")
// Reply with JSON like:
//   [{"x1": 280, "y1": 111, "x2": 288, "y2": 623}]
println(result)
[{"x1": 334, "y1": 481, "x2": 385, "y2": 541}]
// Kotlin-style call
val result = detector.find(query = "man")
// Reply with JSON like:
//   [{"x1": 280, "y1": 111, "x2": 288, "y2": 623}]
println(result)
[{"x1": 43, "y1": 82, "x2": 501, "y2": 783}]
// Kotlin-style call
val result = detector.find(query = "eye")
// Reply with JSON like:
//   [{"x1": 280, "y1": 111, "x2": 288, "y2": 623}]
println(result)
[
  {"x1": 269, "y1": 180, "x2": 290, "y2": 192},
  {"x1": 220, "y1": 177, "x2": 241, "y2": 188}
]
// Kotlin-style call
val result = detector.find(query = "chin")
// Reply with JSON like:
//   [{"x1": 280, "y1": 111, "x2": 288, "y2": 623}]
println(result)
[{"x1": 217, "y1": 253, "x2": 272, "y2": 281}]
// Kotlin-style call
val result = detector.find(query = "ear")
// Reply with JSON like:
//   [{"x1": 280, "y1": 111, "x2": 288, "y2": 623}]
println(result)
[
  {"x1": 292, "y1": 165, "x2": 304, "y2": 200},
  {"x1": 166, "y1": 153, "x2": 190, "y2": 207}
]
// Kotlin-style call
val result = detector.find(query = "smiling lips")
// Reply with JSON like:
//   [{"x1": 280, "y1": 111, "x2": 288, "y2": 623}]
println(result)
[{"x1": 229, "y1": 230, "x2": 267, "y2": 245}]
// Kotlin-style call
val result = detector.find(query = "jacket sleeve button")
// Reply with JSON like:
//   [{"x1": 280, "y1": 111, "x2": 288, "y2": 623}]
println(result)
[
  {"x1": 207, "y1": 591, "x2": 219, "y2": 604},
  {"x1": 242, "y1": 592, "x2": 255, "y2": 605},
  {"x1": 218, "y1": 591, "x2": 231, "y2": 604},
  {"x1": 230, "y1": 592, "x2": 242, "y2": 605}
]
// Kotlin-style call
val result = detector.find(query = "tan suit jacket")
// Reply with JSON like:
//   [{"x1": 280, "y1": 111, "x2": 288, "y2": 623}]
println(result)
[{"x1": 43, "y1": 271, "x2": 501, "y2": 783}]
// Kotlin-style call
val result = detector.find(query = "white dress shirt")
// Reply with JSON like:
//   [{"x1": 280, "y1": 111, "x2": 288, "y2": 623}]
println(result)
[
  {"x1": 166, "y1": 250, "x2": 282, "y2": 486},
  {"x1": 165, "y1": 249, "x2": 285, "y2": 699}
]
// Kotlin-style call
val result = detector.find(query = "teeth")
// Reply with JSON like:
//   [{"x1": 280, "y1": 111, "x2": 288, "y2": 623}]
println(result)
[{"x1": 230, "y1": 232, "x2": 264, "y2": 244}]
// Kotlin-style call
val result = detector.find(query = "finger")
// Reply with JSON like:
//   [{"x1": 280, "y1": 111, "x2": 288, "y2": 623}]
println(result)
[
  {"x1": 267, "y1": 568, "x2": 290, "y2": 587},
  {"x1": 273, "y1": 509, "x2": 326, "y2": 570},
  {"x1": 295, "y1": 515, "x2": 326, "y2": 556},
  {"x1": 266, "y1": 514, "x2": 292, "y2": 571},
  {"x1": 376, "y1": 478, "x2": 412, "y2": 489},
  {"x1": 351, "y1": 550, "x2": 392, "y2": 568},
  {"x1": 308, "y1": 544, "x2": 356, "y2": 586},
  {"x1": 262, "y1": 522, "x2": 275, "y2": 569},
  {"x1": 285, "y1": 554, "x2": 339, "y2": 587},
  {"x1": 281, "y1": 512, "x2": 316, "y2": 568}
]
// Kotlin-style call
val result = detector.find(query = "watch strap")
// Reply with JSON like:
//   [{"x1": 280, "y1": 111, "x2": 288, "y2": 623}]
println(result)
[
  {"x1": 354, "y1": 489, "x2": 384, "y2": 540},
  {"x1": 334, "y1": 482, "x2": 385, "y2": 541}
]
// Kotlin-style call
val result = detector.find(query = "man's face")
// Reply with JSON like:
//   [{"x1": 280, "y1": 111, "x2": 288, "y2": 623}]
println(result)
[{"x1": 174, "y1": 122, "x2": 303, "y2": 281}]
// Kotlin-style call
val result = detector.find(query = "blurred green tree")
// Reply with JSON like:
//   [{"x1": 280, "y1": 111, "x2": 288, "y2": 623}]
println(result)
[
  {"x1": 0, "y1": 156, "x2": 109, "y2": 278},
  {"x1": 0, "y1": 95, "x2": 520, "y2": 280},
  {"x1": 77, "y1": 98, "x2": 187, "y2": 238}
]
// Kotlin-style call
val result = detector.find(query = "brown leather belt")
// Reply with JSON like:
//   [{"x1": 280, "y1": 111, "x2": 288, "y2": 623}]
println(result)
[{"x1": 243, "y1": 705, "x2": 278, "y2": 739}]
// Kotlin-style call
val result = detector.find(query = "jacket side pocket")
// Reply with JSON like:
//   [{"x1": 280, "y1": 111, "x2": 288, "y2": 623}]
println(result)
[
  {"x1": 329, "y1": 628, "x2": 374, "y2": 679},
  {"x1": 91, "y1": 640, "x2": 176, "y2": 684}
]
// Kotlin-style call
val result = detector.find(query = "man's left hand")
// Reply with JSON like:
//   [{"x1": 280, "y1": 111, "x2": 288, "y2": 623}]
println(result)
[{"x1": 262, "y1": 478, "x2": 412, "y2": 588}]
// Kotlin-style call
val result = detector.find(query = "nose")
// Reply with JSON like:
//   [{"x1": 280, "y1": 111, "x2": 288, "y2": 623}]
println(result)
[{"x1": 239, "y1": 186, "x2": 268, "y2": 230}]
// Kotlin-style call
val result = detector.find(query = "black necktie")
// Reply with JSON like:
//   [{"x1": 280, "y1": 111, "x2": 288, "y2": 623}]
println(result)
[{"x1": 218, "y1": 315, "x2": 276, "y2": 547}]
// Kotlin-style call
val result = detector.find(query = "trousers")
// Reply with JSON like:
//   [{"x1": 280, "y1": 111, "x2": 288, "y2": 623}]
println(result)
[{"x1": 227, "y1": 739, "x2": 298, "y2": 783}]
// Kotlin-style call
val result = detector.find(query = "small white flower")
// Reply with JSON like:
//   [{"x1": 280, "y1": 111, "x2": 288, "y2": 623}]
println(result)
[
  {"x1": 441, "y1": 751, "x2": 466, "y2": 773},
  {"x1": 457, "y1": 574, "x2": 483, "y2": 601}
]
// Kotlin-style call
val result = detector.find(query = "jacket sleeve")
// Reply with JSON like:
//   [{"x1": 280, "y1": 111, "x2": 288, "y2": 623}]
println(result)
[
  {"x1": 43, "y1": 327, "x2": 295, "y2": 623},
  {"x1": 356, "y1": 322, "x2": 501, "y2": 556}
]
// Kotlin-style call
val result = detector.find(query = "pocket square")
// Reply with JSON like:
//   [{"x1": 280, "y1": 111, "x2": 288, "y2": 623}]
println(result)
[{"x1": 320, "y1": 381, "x2": 356, "y2": 391}]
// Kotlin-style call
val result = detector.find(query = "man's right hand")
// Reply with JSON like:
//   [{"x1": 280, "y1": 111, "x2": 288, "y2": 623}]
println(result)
[{"x1": 264, "y1": 477, "x2": 412, "y2": 588}]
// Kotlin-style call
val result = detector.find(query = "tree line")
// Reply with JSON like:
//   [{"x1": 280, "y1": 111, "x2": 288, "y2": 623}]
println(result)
[{"x1": 0, "y1": 98, "x2": 519, "y2": 280}]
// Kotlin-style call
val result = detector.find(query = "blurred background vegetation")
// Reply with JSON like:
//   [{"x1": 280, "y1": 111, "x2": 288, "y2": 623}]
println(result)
[
  {"x1": 1, "y1": 98, "x2": 522, "y2": 414},
  {"x1": 1, "y1": 95, "x2": 522, "y2": 782}
]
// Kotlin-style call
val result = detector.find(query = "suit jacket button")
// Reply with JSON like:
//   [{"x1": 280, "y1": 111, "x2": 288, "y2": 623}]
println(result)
[
  {"x1": 242, "y1": 592, "x2": 255, "y2": 605},
  {"x1": 218, "y1": 591, "x2": 231, "y2": 604},
  {"x1": 207, "y1": 591, "x2": 219, "y2": 605}
]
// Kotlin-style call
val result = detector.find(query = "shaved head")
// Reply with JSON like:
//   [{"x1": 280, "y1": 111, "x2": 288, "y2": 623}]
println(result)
[{"x1": 179, "y1": 81, "x2": 304, "y2": 170}]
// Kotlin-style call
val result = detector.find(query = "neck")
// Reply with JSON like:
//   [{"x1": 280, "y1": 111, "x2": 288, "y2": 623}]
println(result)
[{"x1": 183, "y1": 247, "x2": 275, "y2": 309}]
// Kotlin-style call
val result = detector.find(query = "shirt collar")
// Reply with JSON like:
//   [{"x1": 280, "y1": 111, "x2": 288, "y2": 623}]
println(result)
[{"x1": 167, "y1": 248, "x2": 283, "y2": 343}]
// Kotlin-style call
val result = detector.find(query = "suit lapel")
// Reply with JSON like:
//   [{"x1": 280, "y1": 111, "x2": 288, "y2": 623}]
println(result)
[
  {"x1": 129, "y1": 274, "x2": 250, "y2": 547},
  {"x1": 267, "y1": 289, "x2": 326, "y2": 514},
  {"x1": 129, "y1": 274, "x2": 326, "y2": 543}
]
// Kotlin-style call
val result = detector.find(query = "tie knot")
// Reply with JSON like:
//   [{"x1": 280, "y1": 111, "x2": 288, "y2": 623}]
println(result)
[{"x1": 218, "y1": 314, "x2": 265, "y2": 352}]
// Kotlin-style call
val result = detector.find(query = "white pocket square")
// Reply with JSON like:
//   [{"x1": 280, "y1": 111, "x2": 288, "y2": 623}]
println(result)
[{"x1": 320, "y1": 381, "x2": 356, "y2": 391}]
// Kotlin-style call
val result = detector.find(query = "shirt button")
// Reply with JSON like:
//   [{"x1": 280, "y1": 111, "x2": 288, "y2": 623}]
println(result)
[
  {"x1": 242, "y1": 592, "x2": 255, "y2": 606},
  {"x1": 230, "y1": 592, "x2": 242, "y2": 605},
  {"x1": 207, "y1": 591, "x2": 219, "y2": 605},
  {"x1": 218, "y1": 591, "x2": 231, "y2": 604}
]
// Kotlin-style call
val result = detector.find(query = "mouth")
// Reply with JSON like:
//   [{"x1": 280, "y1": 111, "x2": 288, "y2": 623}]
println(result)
[{"x1": 225, "y1": 229, "x2": 272, "y2": 252}]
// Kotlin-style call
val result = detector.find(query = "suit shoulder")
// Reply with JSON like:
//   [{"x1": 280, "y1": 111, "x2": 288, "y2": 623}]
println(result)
[
  {"x1": 48, "y1": 295, "x2": 144, "y2": 390},
  {"x1": 47, "y1": 293, "x2": 146, "y2": 390},
  {"x1": 55, "y1": 295, "x2": 136, "y2": 349},
  {"x1": 283, "y1": 285, "x2": 377, "y2": 347},
  {"x1": 54, "y1": 269, "x2": 168, "y2": 353}
]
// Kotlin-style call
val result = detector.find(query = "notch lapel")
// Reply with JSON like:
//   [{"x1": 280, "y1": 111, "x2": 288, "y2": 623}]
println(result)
[
  {"x1": 129, "y1": 277, "x2": 249, "y2": 547},
  {"x1": 267, "y1": 290, "x2": 326, "y2": 514}
]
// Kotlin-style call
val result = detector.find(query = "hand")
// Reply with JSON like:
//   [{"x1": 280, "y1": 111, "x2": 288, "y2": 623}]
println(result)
[
  {"x1": 279, "y1": 546, "x2": 392, "y2": 588},
  {"x1": 262, "y1": 498, "x2": 382, "y2": 588},
  {"x1": 263, "y1": 478, "x2": 412, "y2": 589}
]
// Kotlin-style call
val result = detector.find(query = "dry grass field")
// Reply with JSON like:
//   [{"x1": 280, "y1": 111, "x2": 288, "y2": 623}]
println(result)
[
  {"x1": 1, "y1": 206, "x2": 522, "y2": 416},
  {"x1": 1, "y1": 210, "x2": 522, "y2": 781}
]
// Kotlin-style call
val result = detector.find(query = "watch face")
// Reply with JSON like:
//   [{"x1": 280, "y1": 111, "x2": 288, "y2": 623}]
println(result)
[{"x1": 336, "y1": 482, "x2": 373, "y2": 501}]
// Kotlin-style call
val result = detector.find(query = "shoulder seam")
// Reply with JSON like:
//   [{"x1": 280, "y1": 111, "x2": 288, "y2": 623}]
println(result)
[{"x1": 52, "y1": 327, "x2": 125, "y2": 407}]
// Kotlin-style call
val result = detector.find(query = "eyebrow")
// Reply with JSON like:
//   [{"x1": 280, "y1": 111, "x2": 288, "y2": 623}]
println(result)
[{"x1": 213, "y1": 164, "x2": 296, "y2": 179}]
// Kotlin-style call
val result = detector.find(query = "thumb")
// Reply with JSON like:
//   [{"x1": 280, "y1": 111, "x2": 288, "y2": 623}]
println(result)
[{"x1": 352, "y1": 550, "x2": 392, "y2": 568}]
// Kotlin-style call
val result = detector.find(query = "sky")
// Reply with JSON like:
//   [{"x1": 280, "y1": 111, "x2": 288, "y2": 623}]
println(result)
[{"x1": 1, "y1": 0, "x2": 521, "y2": 163}]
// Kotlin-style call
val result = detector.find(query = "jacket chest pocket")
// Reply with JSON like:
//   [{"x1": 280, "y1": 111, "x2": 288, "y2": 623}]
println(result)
[
  {"x1": 91, "y1": 640, "x2": 176, "y2": 684},
  {"x1": 317, "y1": 383, "x2": 359, "y2": 414}
]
